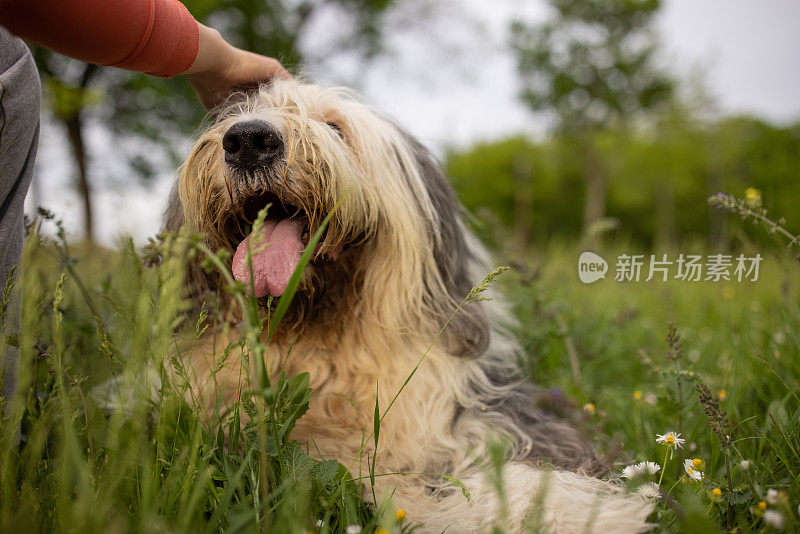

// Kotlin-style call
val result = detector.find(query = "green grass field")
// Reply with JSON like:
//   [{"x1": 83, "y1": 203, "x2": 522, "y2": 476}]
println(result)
[
  {"x1": 505, "y1": 242, "x2": 799, "y2": 532},
  {"x1": 0, "y1": 206, "x2": 798, "y2": 533}
]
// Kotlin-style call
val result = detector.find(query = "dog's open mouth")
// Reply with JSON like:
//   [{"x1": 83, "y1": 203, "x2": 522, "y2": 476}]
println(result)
[{"x1": 227, "y1": 191, "x2": 341, "y2": 298}]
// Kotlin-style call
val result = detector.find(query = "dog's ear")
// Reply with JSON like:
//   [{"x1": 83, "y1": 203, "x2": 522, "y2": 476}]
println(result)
[
  {"x1": 163, "y1": 181, "x2": 213, "y2": 302},
  {"x1": 406, "y1": 136, "x2": 490, "y2": 358},
  {"x1": 164, "y1": 181, "x2": 184, "y2": 233}
]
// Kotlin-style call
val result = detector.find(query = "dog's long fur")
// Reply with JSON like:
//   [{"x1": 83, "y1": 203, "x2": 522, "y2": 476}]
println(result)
[{"x1": 167, "y1": 80, "x2": 653, "y2": 532}]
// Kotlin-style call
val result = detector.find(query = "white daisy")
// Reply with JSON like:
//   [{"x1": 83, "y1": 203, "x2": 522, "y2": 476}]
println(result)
[
  {"x1": 622, "y1": 464, "x2": 641, "y2": 478},
  {"x1": 739, "y1": 460, "x2": 750, "y2": 470},
  {"x1": 683, "y1": 459, "x2": 703, "y2": 481},
  {"x1": 623, "y1": 461, "x2": 661, "y2": 479},
  {"x1": 636, "y1": 482, "x2": 660, "y2": 500},
  {"x1": 766, "y1": 488, "x2": 779, "y2": 505},
  {"x1": 656, "y1": 431, "x2": 685, "y2": 458},
  {"x1": 655, "y1": 431, "x2": 685, "y2": 449},
  {"x1": 764, "y1": 510, "x2": 784, "y2": 530},
  {"x1": 345, "y1": 526, "x2": 362, "y2": 534},
  {"x1": 637, "y1": 461, "x2": 660, "y2": 475}
]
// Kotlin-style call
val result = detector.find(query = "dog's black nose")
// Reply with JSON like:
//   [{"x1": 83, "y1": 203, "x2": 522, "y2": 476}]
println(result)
[{"x1": 222, "y1": 120, "x2": 283, "y2": 169}]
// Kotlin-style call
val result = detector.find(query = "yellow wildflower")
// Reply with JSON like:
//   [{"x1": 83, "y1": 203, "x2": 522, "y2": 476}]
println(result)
[
  {"x1": 745, "y1": 187, "x2": 762, "y2": 207},
  {"x1": 723, "y1": 286, "x2": 735, "y2": 300},
  {"x1": 684, "y1": 459, "x2": 703, "y2": 481}
]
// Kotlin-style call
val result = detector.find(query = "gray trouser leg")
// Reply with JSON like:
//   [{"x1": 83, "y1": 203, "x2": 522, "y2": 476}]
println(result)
[{"x1": 0, "y1": 27, "x2": 41, "y2": 410}]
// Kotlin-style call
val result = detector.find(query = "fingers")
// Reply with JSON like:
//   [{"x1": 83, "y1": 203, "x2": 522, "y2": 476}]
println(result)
[
  {"x1": 239, "y1": 52, "x2": 291, "y2": 84},
  {"x1": 184, "y1": 31, "x2": 294, "y2": 110},
  {"x1": 264, "y1": 56, "x2": 292, "y2": 81}
]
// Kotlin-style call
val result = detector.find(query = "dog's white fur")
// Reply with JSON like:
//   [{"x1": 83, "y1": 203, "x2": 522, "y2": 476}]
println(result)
[{"x1": 170, "y1": 80, "x2": 653, "y2": 533}]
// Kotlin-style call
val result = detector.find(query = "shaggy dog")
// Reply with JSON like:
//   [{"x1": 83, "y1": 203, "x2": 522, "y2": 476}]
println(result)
[{"x1": 165, "y1": 79, "x2": 652, "y2": 532}]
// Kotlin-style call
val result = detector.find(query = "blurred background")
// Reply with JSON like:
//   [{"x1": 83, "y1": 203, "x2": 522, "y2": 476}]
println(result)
[
  {"x1": 24, "y1": 0, "x2": 800, "y2": 254},
  {"x1": 8, "y1": 4, "x2": 800, "y2": 528}
]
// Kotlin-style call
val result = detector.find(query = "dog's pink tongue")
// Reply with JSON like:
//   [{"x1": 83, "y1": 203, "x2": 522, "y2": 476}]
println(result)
[{"x1": 232, "y1": 218, "x2": 305, "y2": 298}]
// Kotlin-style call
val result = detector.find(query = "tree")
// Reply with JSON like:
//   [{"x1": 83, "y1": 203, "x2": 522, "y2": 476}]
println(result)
[
  {"x1": 31, "y1": 0, "x2": 411, "y2": 241},
  {"x1": 510, "y1": 0, "x2": 673, "y2": 237},
  {"x1": 447, "y1": 115, "x2": 800, "y2": 251},
  {"x1": 446, "y1": 136, "x2": 584, "y2": 249}
]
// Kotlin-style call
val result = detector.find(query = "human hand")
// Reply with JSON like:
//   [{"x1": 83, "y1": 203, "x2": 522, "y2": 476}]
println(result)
[{"x1": 183, "y1": 24, "x2": 291, "y2": 110}]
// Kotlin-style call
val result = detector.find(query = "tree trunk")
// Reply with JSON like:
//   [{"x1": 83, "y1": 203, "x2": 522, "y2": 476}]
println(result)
[
  {"x1": 654, "y1": 130, "x2": 677, "y2": 249},
  {"x1": 512, "y1": 153, "x2": 533, "y2": 258},
  {"x1": 581, "y1": 135, "x2": 607, "y2": 243},
  {"x1": 654, "y1": 179, "x2": 676, "y2": 249},
  {"x1": 57, "y1": 63, "x2": 99, "y2": 243},
  {"x1": 63, "y1": 113, "x2": 93, "y2": 242}
]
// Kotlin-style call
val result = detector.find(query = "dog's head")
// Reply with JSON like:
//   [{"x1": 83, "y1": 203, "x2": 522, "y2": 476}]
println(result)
[{"x1": 167, "y1": 80, "x2": 488, "y2": 356}]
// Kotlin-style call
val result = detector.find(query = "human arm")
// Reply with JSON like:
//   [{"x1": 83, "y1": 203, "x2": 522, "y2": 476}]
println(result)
[{"x1": 0, "y1": 0, "x2": 291, "y2": 109}]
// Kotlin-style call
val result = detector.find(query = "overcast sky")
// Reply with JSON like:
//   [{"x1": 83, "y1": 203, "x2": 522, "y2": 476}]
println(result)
[
  {"x1": 355, "y1": 0, "x2": 800, "y2": 149},
  {"x1": 27, "y1": 0, "x2": 800, "y2": 245}
]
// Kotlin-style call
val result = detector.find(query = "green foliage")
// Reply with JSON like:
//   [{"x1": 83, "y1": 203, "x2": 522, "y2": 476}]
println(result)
[
  {"x1": 0, "y1": 207, "x2": 484, "y2": 533},
  {"x1": 446, "y1": 135, "x2": 584, "y2": 243},
  {"x1": 3, "y1": 200, "x2": 799, "y2": 533},
  {"x1": 0, "y1": 199, "x2": 798, "y2": 531},
  {"x1": 499, "y1": 203, "x2": 800, "y2": 531},
  {"x1": 45, "y1": 78, "x2": 104, "y2": 121},
  {"x1": 447, "y1": 116, "x2": 800, "y2": 249},
  {"x1": 509, "y1": 0, "x2": 677, "y2": 233},
  {"x1": 0, "y1": 219, "x2": 383, "y2": 533},
  {"x1": 510, "y1": 0, "x2": 673, "y2": 133}
]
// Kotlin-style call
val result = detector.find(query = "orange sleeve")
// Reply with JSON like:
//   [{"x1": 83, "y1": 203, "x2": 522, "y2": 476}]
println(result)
[{"x1": 0, "y1": 0, "x2": 200, "y2": 77}]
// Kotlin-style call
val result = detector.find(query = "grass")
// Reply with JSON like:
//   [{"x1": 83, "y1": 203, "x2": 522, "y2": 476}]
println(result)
[
  {"x1": 0, "y1": 198, "x2": 798, "y2": 533},
  {"x1": 505, "y1": 245, "x2": 799, "y2": 532}
]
